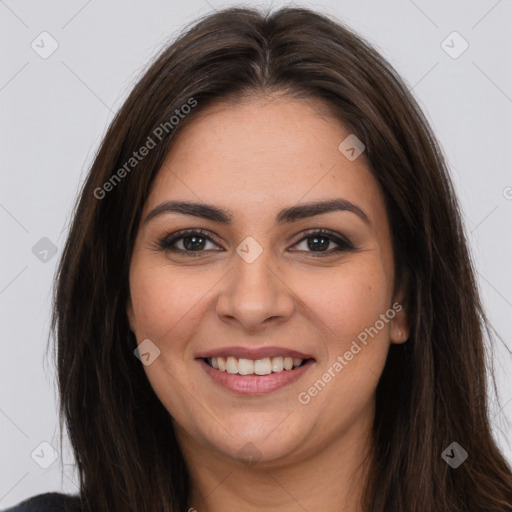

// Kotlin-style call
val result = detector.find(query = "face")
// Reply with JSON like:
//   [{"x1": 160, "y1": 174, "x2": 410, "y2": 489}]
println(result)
[{"x1": 127, "y1": 94, "x2": 408, "y2": 467}]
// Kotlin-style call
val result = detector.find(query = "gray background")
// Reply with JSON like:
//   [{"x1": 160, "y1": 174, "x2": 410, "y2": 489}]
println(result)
[{"x1": 1, "y1": 0, "x2": 511, "y2": 507}]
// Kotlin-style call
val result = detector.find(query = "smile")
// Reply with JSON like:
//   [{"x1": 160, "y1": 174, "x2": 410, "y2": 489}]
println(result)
[
  {"x1": 205, "y1": 356, "x2": 308, "y2": 375},
  {"x1": 197, "y1": 357, "x2": 315, "y2": 395}
]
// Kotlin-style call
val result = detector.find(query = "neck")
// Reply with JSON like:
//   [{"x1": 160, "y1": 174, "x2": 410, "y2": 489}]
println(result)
[{"x1": 178, "y1": 412, "x2": 374, "y2": 512}]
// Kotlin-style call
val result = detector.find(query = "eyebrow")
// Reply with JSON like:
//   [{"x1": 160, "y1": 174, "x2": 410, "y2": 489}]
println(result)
[{"x1": 143, "y1": 198, "x2": 370, "y2": 226}]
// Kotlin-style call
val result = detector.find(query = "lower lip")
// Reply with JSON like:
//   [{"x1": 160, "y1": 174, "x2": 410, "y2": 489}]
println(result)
[{"x1": 197, "y1": 359, "x2": 314, "y2": 395}]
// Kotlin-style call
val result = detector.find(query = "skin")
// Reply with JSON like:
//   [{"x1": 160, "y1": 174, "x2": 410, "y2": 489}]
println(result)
[{"x1": 127, "y1": 93, "x2": 409, "y2": 512}]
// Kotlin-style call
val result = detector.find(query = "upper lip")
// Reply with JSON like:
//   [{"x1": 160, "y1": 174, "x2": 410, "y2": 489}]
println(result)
[{"x1": 196, "y1": 346, "x2": 315, "y2": 360}]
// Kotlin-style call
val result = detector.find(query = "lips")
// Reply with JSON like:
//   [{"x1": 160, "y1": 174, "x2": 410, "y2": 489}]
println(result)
[
  {"x1": 195, "y1": 346, "x2": 314, "y2": 361},
  {"x1": 195, "y1": 346, "x2": 316, "y2": 394},
  {"x1": 198, "y1": 358, "x2": 314, "y2": 394}
]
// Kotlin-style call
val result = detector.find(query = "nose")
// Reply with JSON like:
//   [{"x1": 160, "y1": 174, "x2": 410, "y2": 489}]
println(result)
[{"x1": 215, "y1": 249, "x2": 295, "y2": 332}]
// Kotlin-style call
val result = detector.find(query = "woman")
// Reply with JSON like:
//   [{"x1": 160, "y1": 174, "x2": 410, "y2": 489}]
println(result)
[{"x1": 6, "y1": 6, "x2": 512, "y2": 512}]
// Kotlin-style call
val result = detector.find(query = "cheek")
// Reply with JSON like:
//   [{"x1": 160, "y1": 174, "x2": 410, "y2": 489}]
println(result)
[
  {"x1": 129, "y1": 262, "x2": 217, "y2": 343},
  {"x1": 296, "y1": 260, "x2": 392, "y2": 399},
  {"x1": 296, "y1": 259, "x2": 392, "y2": 348},
  {"x1": 129, "y1": 264, "x2": 212, "y2": 423},
  {"x1": 293, "y1": 261, "x2": 392, "y2": 416}
]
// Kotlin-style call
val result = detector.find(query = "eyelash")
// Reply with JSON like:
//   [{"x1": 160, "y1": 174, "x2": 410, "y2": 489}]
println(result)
[{"x1": 157, "y1": 228, "x2": 355, "y2": 257}]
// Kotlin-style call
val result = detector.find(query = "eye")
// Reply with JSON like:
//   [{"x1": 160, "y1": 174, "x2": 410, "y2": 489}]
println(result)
[
  {"x1": 158, "y1": 229, "x2": 222, "y2": 255},
  {"x1": 157, "y1": 228, "x2": 354, "y2": 257},
  {"x1": 291, "y1": 229, "x2": 354, "y2": 255}
]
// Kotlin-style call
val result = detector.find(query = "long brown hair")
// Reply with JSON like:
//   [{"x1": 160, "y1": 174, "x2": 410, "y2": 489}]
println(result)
[{"x1": 51, "y1": 6, "x2": 512, "y2": 511}]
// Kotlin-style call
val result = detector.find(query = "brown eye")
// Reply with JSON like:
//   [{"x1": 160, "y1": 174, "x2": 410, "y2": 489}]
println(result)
[
  {"x1": 292, "y1": 229, "x2": 354, "y2": 255},
  {"x1": 159, "y1": 230, "x2": 221, "y2": 254}
]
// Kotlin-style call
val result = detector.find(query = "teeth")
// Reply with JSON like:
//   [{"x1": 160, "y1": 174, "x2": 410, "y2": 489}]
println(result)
[
  {"x1": 238, "y1": 358, "x2": 254, "y2": 375},
  {"x1": 226, "y1": 356, "x2": 238, "y2": 374},
  {"x1": 271, "y1": 356, "x2": 283, "y2": 372},
  {"x1": 207, "y1": 356, "x2": 306, "y2": 375},
  {"x1": 254, "y1": 358, "x2": 272, "y2": 375}
]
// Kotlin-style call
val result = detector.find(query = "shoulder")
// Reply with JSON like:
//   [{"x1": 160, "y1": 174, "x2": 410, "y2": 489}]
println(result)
[{"x1": 2, "y1": 492, "x2": 82, "y2": 512}]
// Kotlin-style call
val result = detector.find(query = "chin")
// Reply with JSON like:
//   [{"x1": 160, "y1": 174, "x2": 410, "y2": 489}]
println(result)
[{"x1": 199, "y1": 420, "x2": 311, "y2": 467}]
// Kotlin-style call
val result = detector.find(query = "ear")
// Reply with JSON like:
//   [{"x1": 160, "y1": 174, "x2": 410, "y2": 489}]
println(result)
[
  {"x1": 389, "y1": 279, "x2": 409, "y2": 344},
  {"x1": 126, "y1": 297, "x2": 136, "y2": 334}
]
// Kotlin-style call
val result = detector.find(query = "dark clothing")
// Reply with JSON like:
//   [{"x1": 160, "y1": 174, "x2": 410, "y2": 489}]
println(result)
[{"x1": 2, "y1": 493, "x2": 82, "y2": 512}]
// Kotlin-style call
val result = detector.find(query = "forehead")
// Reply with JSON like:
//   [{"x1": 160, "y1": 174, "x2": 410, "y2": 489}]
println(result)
[{"x1": 144, "y1": 95, "x2": 385, "y2": 228}]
